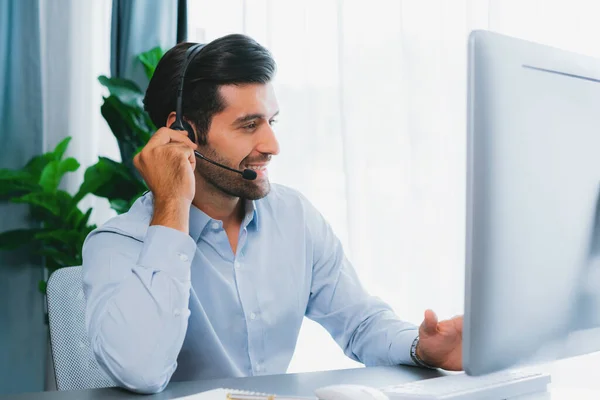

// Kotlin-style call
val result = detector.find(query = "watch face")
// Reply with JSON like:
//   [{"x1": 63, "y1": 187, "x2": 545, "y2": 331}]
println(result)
[
  {"x1": 410, "y1": 336, "x2": 422, "y2": 363},
  {"x1": 410, "y1": 336, "x2": 435, "y2": 369}
]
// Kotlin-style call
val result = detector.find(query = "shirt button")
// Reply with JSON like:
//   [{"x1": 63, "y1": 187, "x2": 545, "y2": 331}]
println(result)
[
  {"x1": 234, "y1": 261, "x2": 241, "y2": 269},
  {"x1": 250, "y1": 312, "x2": 257, "y2": 320},
  {"x1": 173, "y1": 308, "x2": 181, "y2": 316},
  {"x1": 178, "y1": 253, "x2": 189, "y2": 262},
  {"x1": 255, "y1": 364, "x2": 261, "y2": 372},
  {"x1": 211, "y1": 222, "x2": 220, "y2": 230}
]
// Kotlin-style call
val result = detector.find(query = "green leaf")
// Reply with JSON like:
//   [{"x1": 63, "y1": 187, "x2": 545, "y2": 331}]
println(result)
[
  {"x1": 66, "y1": 207, "x2": 93, "y2": 229},
  {"x1": 138, "y1": 46, "x2": 164, "y2": 80},
  {"x1": 108, "y1": 192, "x2": 143, "y2": 215},
  {"x1": 52, "y1": 137, "x2": 72, "y2": 160},
  {"x1": 100, "y1": 95, "x2": 154, "y2": 171},
  {"x1": 0, "y1": 180, "x2": 40, "y2": 198},
  {"x1": 12, "y1": 192, "x2": 61, "y2": 216},
  {"x1": 98, "y1": 75, "x2": 142, "y2": 94},
  {"x1": 38, "y1": 280, "x2": 47, "y2": 295},
  {"x1": 0, "y1": 229, "x2": 44, "y2": 250},
  {"x1": 34, "y1": 229, "x2": 81, "y2": 245},
  {"x1": 109, "y1": 198, "x2": 130, "y2": 214},
  {"x1": 24, "y1": 153, "x2": 55, "y2": 177},
  {"x1": 79, "y1": 208, "x2": 93, "y2": 228},
  {"x1": 77, "y1": 225, "x2": 96, "y2": 252},
  {"x1": 73, "y1": 157, "x2": 145, "y2": 205},
  {"x1": 75, "y1": 157, "x2": 123, "y2": 200},
  {"x1": 38, "y1": 158, "x2": 79, "y2": 192},
  {"x1": 58, "y1": 157, "x2": 80, "y2": 176},
  {"x1": 0, "y1": 169, "x2": 33, "y2": 181},
  {"x1": 37, "y1": 247, "x2": 79, "y2": 268},
  {"x1": 98, "y1": 76, "x2": 143, "y2": 108},
  {"x1": 55, "y1": 190, "x2": 76, "y2": 216},
  {"x1": 38, "y1": 161, "x2": 59, "y2": 192},
  {"x1": 0, "y1": 170, "x2": 39, "y2": 197}
]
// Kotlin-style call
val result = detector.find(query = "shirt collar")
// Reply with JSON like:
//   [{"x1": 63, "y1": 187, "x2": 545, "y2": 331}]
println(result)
[
  {"x1": 188, "y1": 199, "x2": 260, "y2": 243},
  {"x1": 244, "y1": 200, "x2": 259, "y2": 232},
  {"x1": 188, "y1": 204, "x2": 212, "y2": 243}
]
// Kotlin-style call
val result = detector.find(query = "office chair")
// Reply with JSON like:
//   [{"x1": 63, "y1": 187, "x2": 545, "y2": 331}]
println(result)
[{"x1": 46, "y1": 266, "x2": 115, "y2": 390}]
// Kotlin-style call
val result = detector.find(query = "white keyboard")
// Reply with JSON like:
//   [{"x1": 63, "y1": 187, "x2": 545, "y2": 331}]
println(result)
[{"x1": 381, "y1": 370, "x2": 551, "y2": 400}]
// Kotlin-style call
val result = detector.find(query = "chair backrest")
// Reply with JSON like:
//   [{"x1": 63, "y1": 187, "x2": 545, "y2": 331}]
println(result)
[{"x1": 46, "y1": 266, "x2": 115, "y2": 391}]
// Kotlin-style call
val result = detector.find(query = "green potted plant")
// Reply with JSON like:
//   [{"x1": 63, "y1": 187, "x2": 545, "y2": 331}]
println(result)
[{"x1": 0, "y1": 47, "x2": 165, "y2": 292}]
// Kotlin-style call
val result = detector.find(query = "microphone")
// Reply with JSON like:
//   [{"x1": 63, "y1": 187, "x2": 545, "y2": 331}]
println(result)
[{"x1": 194, "y1": 150, "x2": 257, "y2": 180}]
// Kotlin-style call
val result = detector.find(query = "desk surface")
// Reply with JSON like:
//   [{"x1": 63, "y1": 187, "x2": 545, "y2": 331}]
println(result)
[
  {"x1": 5, "y1": 365, "x2": 444, "y2": 400},
  {"x1": 6, "y1": 352, "x2": 600, "y2": 400}
]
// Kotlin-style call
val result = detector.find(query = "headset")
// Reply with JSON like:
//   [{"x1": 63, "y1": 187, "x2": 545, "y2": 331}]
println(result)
[{"x1": 170, "y1": 43, "x2": 257, "y2": 180}]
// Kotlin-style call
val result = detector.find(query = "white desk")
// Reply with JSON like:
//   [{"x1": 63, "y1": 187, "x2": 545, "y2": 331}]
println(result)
[{"x1": 514, "y1": 351, "x2": 600, "y2": 399}]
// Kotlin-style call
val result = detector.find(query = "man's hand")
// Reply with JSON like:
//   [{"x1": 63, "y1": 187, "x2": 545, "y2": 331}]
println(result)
[
  {"x1": 416, "y1": 309, "x2": 463, "y2": 371},
  {"x1": 133, "y1": 128, "x2": 198, "y2": 233}
]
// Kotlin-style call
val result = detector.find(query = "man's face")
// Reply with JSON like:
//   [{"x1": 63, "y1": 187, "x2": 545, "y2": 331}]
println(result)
[{"x1": 196, "y1": 82, "x2": 280, "y2": 200}]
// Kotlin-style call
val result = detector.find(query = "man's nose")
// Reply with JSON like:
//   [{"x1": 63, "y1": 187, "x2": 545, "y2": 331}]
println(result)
[{"x1": 257, "y1": 123, "x2": 280, "y2": 156}]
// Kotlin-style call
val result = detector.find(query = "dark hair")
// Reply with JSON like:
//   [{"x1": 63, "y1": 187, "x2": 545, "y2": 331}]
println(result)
[{"x1": 143, "y1": 34, "x2": 276, "y2": 145}]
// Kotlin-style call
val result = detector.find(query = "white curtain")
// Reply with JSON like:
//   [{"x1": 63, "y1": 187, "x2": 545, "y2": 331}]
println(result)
[
  {"x1": 187, "y1": 0, "x2": 600, "y2": 373},
  {"x1": 40, "y1": 0, "x2": 118, "y2": 226},
  {"x1": 38, "y1": 0, "x2": 114, "y2": 389}
]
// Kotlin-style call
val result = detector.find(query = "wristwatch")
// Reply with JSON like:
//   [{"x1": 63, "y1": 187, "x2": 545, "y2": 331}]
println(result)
[{"x1": 410, "y1": 335, "x2": 437, "y2": 369}]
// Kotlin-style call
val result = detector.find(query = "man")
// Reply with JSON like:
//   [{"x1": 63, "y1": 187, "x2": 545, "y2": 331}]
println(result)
[{"x1": 82, "y1": 34, "x2": 463, "y2": 394}]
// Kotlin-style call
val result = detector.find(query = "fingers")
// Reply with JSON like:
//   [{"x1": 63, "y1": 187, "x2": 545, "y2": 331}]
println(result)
[
  {"x1": 175, "y1": 143, "x2": 197, "y2": 168},
  {"x1": 135, "y1": 128, "x2": 197, "y2": 170},
  {"x1": 420, "y1": 309, "x2": 439, "y2": 336},
  {"x1": 451, "y1": 314, "x2": 463, "y2": 333},
  {"x1": 134, "y1": 141, "x2": 196, "y2": 171},
  {"x1": 147, "y1": 127, "x2": 198, "y2": 149},
  {"x1": 163, "y1": 142, "x2": 196, "y2": 164}
]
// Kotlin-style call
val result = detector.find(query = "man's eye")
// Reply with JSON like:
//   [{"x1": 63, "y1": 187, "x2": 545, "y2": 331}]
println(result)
[
  {"x1": 269, "y1": 119, "x2": 278, "y2": 126},
  {"x1": 243, "y1": 122, "x2": 257, "y2": 130}
]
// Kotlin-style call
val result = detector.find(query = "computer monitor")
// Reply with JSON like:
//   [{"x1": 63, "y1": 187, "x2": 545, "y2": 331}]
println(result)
[{"x1": 463, "y1": 30, "x2": 600, "y2": 376}]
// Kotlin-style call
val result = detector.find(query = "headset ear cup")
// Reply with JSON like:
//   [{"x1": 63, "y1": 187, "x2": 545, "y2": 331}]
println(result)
[{"x1": 182, "y1": 120, "x2": 196, "y2": 144}]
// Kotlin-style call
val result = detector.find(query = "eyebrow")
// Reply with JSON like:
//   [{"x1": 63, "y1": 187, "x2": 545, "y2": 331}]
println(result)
[{"x1": 233, "y1": 111, "x2": 279, "y2": 126}]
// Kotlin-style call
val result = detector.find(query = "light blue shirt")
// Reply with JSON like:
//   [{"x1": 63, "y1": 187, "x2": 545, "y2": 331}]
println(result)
[{"x1": 82, "y1": 184, "x2": 419, "y2": 394}]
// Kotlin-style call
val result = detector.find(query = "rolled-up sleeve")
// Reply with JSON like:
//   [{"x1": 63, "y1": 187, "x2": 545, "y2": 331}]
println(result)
[{"x1": 82, "y1": 225, "x2": 196, "y2": 393}]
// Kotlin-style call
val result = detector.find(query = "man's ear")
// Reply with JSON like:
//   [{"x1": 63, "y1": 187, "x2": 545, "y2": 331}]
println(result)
[
  {"x1": 166, "y1": 111, "x2": 178, "y2": 128},
  {"x1": 165, "y1": 112, "x2": 199, "y2": 142}
]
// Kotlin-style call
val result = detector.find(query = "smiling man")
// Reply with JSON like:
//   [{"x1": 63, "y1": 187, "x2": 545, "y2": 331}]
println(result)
[{"x1": 82, "y1": 34, "x2": 463, "y2": 394}]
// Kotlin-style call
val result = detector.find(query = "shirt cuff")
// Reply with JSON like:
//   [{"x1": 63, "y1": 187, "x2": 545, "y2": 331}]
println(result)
[
  {"x1": 389, "y1": 328, "x2": 420, "y2": 366},
  {"x1": 137, "y1": 225, "x2": 196, "y2": 282}
]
